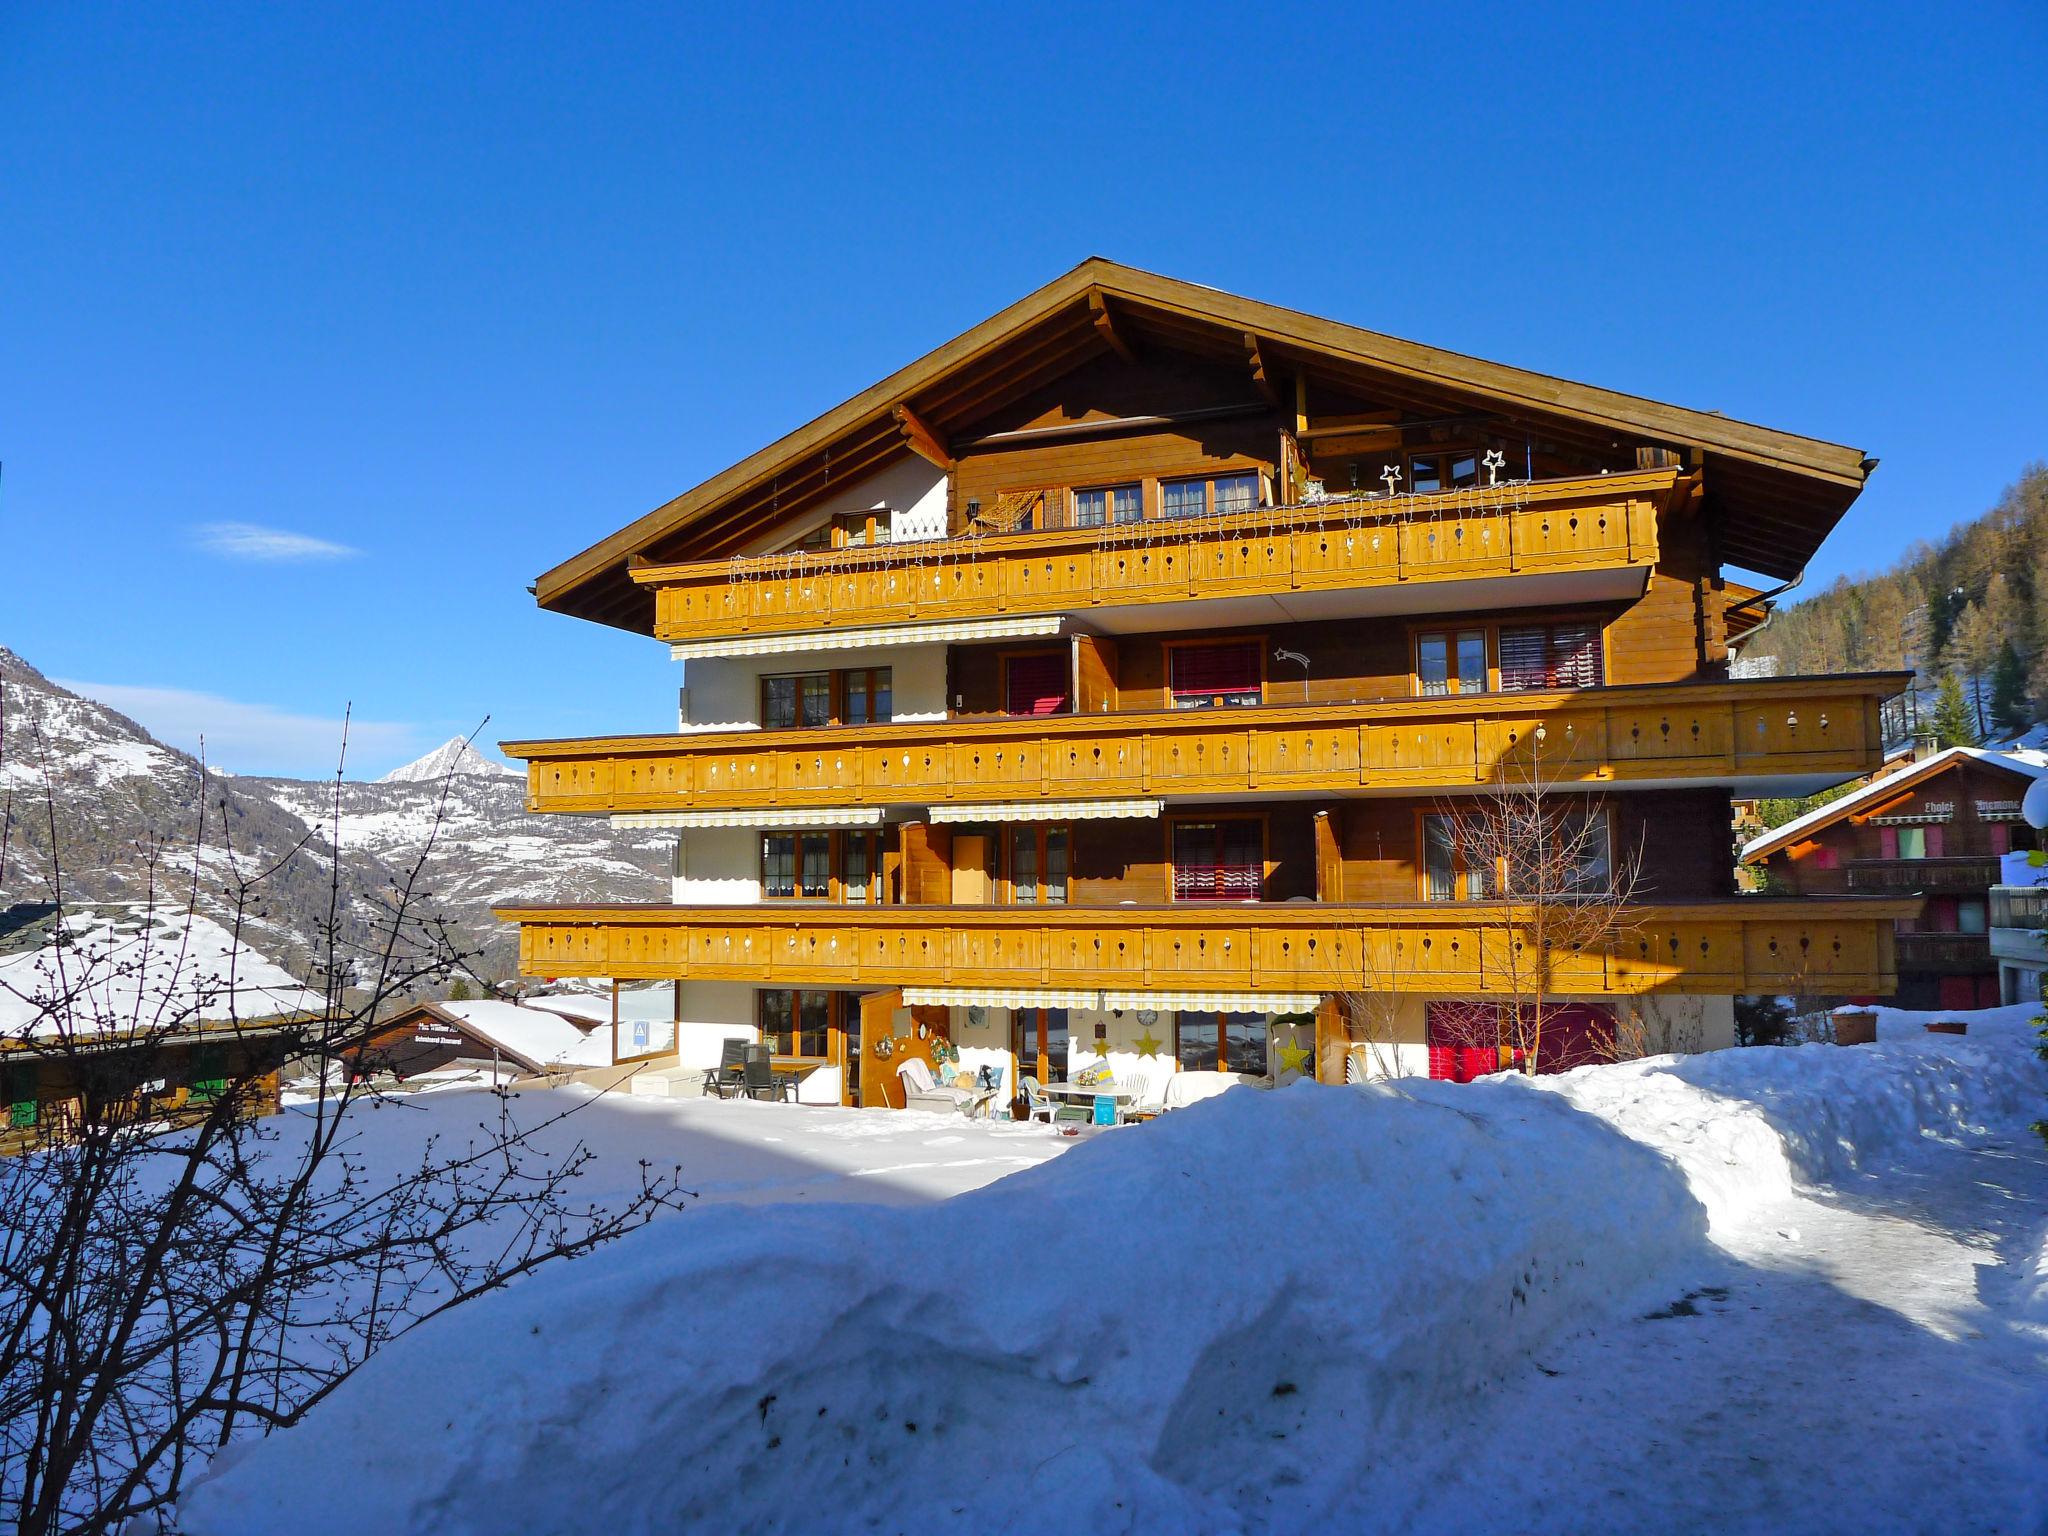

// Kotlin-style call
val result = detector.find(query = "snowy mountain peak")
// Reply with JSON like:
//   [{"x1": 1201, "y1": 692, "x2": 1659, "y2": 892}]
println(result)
[{"x1": 378, "y1": 737, "x2": 520, "y2": 783}]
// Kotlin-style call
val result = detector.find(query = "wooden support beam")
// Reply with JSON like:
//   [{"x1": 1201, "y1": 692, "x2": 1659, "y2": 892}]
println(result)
[
  {"x1": 893, "y1": 402, "x2": 953, "y2": 470},
  {"x1": 1244, "y1": 331, "x2": 1280, "y2": 406},
  {"x1": 1089, "y1": 289, "x2": 1137, "y2": 364}
]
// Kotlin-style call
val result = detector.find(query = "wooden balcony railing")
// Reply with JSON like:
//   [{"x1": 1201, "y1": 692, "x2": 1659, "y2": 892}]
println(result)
[
  {"x1": 634, "y1": 469, "x2": 1681, "y2": 644},
  {"x1": 1843, "y1": 856, "x2": 2001, "y2": 893},
  {"x1": 496, "y1": 897, "x2": 1910, "y2": 998},
  {"x1": 1892, "y1": 932, "x2": 1991, "y2": 970},
  {"x1": 508, "y1": 675, "x2": 1902, "y2": 815}
]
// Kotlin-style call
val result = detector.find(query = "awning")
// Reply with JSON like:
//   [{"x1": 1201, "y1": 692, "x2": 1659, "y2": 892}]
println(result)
[
  {"x1": 902, "y1": 986, "x2": 1328, "y2": 1013},
  {"x1": 669, "y1": 614, "x2": 1066, "y2": 661},
  {"x1": 902, "y1": 986, "x2": 1104, "y2": 1011},
  {"x1": 929, "y1": 798, "x2": 1161, "y2": 824},
  {"x1": 608, "y1": 808, "x2": 883, "y2": 830},
  {"x1": 1101, "y1": 990, "x2": 1325, "y2": 1014}
]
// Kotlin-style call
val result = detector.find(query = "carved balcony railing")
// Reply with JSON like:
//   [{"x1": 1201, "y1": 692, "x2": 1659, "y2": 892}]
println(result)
[
  {"x1": 1892, "y1": 932, "x2": 1991, "y2": 970},
  {"x1": 1842, "y1": 856, "x2": 2001, "y2": 893},
  {"x1": 634, "y1": 469, "x2": 1683, "y2": 645},
  {"x1": 496, "y1": 897, "x2": 1910, "y2": 999},
  {"x1": 507, "y1": 675, "x2": 1905, "y2": 815}
]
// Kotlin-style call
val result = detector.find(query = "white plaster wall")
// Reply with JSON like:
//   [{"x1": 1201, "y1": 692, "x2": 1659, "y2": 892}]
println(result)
[
  {"x1": 732, "y1": 458, "x2": 947, "y2": 556},
  {"x1": 670, "y1": 827, "x2": 763, "y2": 904},
  {"x1": 677, "y1": 640, "x2": 949, "y2": 733}
]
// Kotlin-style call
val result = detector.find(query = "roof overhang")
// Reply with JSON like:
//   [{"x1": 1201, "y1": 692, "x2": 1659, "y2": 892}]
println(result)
[{"x1": 534, "y1": 259, "x2": 1875, "y2": 633}]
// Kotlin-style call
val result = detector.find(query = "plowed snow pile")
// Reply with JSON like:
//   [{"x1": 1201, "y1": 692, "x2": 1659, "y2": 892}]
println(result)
[{"x1": 183, "y1": 1015, "x2": 2048, "y2": 1535}]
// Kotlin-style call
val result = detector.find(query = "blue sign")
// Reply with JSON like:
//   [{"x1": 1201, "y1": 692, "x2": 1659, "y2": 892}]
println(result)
[{"x1": 1092, "y1": 1094, "x2": 1117, "y2": 1126}]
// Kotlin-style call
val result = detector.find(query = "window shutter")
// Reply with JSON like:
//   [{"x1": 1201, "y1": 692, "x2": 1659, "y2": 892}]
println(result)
[
  {"x1": 1549, "y1": 623, "x2": 1603, "y2": 687},
  {"x1": 1879, "y1": 826, "x2": 1899, "y2": 859},
  {"x1": 1006, "y1": 654, "x2": 1070, "y2": 716},
  {"x1": 1171, "y1": 642, "x2": 1261, "y2": 700},
  {"x1": 1924, "y1": 823, "x2": 1946, "y2": 857},
  {"x1": 1497, "y1": 626, "x2": 1549, "y2": 691}
]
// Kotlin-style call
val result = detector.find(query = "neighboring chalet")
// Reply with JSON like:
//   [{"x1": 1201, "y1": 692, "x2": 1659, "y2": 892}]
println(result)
[
  {"x1": 349, "y1": 999, "x2": 620, "y2": 1084},
  {"x1": 1743, "y1": 746, "x2": 2048, "y2": 1008},
  {"x1": 493, "y1": 259, "x2": 1912, "y2": 1105}
]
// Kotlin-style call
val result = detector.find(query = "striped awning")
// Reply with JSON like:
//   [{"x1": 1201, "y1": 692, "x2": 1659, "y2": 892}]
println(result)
[
  {"x1": 669, "y1": 614, "x2": 1065, "y2": 661},
  {"x1": 902, "y1": 985, "x2": 1103, "y2": 1011},
  {"x1": 608, "y1": 807, "x2": 883, "y2": 830},
  {"x1": 929, "y1": 799, "x2": 1161, "y2": 824},
  {"x1": 902, "y1": 986, "x2": 1328, "y2": 1014},
  {"x1": 1101, "y1": 990, "x2": 1325, "y2": 1014}
]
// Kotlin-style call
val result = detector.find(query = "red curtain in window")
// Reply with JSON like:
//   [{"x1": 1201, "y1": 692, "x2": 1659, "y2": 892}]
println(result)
[
  {"x1": 1498, "y1": 624, "x2": 1604, "y2": 691},
  {"x1": 1990, "y1": 823, "x2": 2011, "y2": 856},
  {"x1": 1924, "y1": 823, "x2": 1946, "y2": 857},
  {"x1": 1170, "y1": 642, "x2": 1260, "y2": 701},
  {"x1": 1879, "y1": 826, "x2": 1899, "y2": 859},
  {"x1": 1005, "y1": 653, "x2": 1069, "y2": 716},
  {"x1": 1171, "y1": 821, "x2": 1261, "y2": 901}
]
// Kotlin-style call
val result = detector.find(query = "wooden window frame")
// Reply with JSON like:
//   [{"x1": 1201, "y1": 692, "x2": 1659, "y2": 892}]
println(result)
[
  {"x1": 760, "y1": 666, "x2": 893, "y2": 730},
  {"x1": 1000, "y1": 823, "x2": 1071, "y2": 906},
  {"x1": 1405, "y1": 447, "x2": 1486, "y2": 496},
  {"x1": 1070, "y1": 482, "x2": 1145, "y2": 529},
  {"x1": 1162, "y1": 635, "x2": 1267, "y2": 710},
  {"x1": 761, "y1": 829, "x2": 884, "y2": 903},
  {"x1": 1414, "y1": 804, "x2": 1617, "y2": 902},
  {"x1": 1158, "y1": 469, "x2": 1266, "y2": 521},
  {"x1": 1172, "y1": 1010, "x2": 1270, "y2": 1074},
  {"x1": 839, "y1": 665, "x2": 893, "y2": 727},
  {"x1": 1411, "y1": 625, "x2": 1495, "y2": 697},
  {"x1": 757, "y1": 987, "x2": 834, "y2": 1063},
  {"x1": 999, "y1": 647, "x2": 1073, "y2": 717},
  {"x1": 1165, "y1": 812, "x2": 1270, "y2": 904},
  {"x1": 1406, "y1": 615, "x2": 1612, "y2": 699}
]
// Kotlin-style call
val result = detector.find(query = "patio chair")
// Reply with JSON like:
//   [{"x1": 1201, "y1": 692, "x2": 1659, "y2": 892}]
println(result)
[
  {"x1": 897, "y1": 1057, "x2": 986, "y2": 1116},
  {"x1": 1118, "y1": 1070, "x2": 1168, "y2": 1121},
  {"x1": 702, "y1": 1038, "x2": 749, "y2": 1099},
  {"x1": 741, "y1": 1054, "x2": 791, "y2": 1103},
  {"x1": 1021, "y1": 1075, "x2": 1088, "y2": 1128}
]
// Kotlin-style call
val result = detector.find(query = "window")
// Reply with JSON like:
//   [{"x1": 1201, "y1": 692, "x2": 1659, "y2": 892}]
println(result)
[
  {"x1": 1013, "y1": 1008, "x2": 1069, "y2": 1086},
  {"x1": 843, "y1": 667, "x2": 892, "y2": 726},
  {"x1": 1957, "y1": 898, "x2": 1988, "y2": 936},
  {"x1": 1409, "y1": 452, "x2": 1481, "y2": 495},
  {"x1": 1897, "y1": 826, "x2": 1927, "y2": 861},
  {"x1": 762, "y1": 667, "x2": 891, "y2": 729},
  {"x1": 1004, "y1": 652, "x2": 1070, "y2": 717},
  {"x1": 1172, "y1": 819, "x2": 1262, "y2": 901},
  {"x1": 758, "y1": 989, "x2": 830, "y2": 1059},
  {"x1": 1006, "y1": 825, "x2": 1069, "y2": 905},
  {"x1": 762, "y1": 672, "x2": 831, "y2": 730},
  {"x1": 761, "y1": 833, "x2": 832, "y2": 899},
  {"x1": 1423, "y1": 809, "x2": 1612, "y2": 900},
  {"x1": 1161, "y1": 471, "x2": 1261, "y2": 521},
  {"x1": 1416, "y1": 629, "x2": 1489, "y2": 696},
  {"x1": 843, "y1": 831, "x2": 879, "y2": 903},
  {"x1": 1175, "y1": 1012, "x2": 1268, "y2": 1074},
  {"x1": 1074, "y1": 483, "x2": 1142, "y2": 528},
  {"x1": 1169, "y1": 641, "x2": 1262, "y2": 709},
  {"x1": 1497, "y1": 622, "x2": 1603, "y2": 691}
]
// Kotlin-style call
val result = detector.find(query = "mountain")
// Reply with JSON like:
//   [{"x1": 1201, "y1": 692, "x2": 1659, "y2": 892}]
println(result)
[
  {"x1": 1742, "y1": 461, "x2": 2048, "y2": 740},
  {"x1": 379, "y1": 737, "x2": 521, "y2": 783},
  {"x1": 0, "y1": 648, "x2": 668, "y2": 986}
]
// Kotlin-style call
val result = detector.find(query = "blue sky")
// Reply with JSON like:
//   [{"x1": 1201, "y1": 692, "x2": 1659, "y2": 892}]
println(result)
[{"x1": 3, "y1": 2, "x2": 2044, "y2": 778}]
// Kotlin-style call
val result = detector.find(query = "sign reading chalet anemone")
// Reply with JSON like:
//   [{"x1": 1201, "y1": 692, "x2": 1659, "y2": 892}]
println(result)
[{"x1": 495, "y1": 258, "x2": 1909, "y2": 1101}]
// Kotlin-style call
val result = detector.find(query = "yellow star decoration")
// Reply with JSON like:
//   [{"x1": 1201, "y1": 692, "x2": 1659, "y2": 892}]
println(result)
[
  {"x1": 1093, "y1": 1035, "x2": 1111, "y2": 1058},
  {"x1": 1278, "y1": 1041, "x2": 1312, "y2": 1075},
  {"x1": 1133, "y1": 1030, "x2": 1163, "y2": 1059}
]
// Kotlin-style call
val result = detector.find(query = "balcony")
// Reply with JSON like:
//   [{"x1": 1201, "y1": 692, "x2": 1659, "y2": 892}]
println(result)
[
  {"x1": 1893, "y1": 932, "x2": 1991, "y2": 971},
  {"x1": 495, "y1": 897, "x2": 1910, "y2": 999},
  {"x1": 635, "y1": 470, "x2": 1680, "y2": 646},
  {"x1": 508, "y1": 675, "x2": 1901, "y2": 815},
  {"x1": 1843, "y1": 856, "x2": 2001, "y2": 893}
]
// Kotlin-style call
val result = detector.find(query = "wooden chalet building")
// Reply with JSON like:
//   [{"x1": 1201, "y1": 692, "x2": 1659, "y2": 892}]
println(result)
[
  {"x1": 1742, "y1": 746, "x2": 2048, "y2": 1009},
  {"x1": 495, "y1": 259, "x2": 1912, "y2": 1104}
]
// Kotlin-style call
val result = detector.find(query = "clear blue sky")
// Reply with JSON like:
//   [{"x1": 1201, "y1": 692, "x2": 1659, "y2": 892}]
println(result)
[{"x1": 4, "y1": 2, "x2": 2044, "y2": 777}]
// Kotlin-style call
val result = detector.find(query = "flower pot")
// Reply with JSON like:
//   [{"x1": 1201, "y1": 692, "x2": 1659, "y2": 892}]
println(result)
[{"x1": 1924, "y1": 1021, "x2": 1968, "y2": 1036}]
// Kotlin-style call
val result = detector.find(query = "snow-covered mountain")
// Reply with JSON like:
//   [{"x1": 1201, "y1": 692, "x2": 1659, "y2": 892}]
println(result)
[
  {"x1": 0, "y1": 647, "x2": 667, "y2": 983},
  {"x1": 378, "y1": 736, "x2": 521, "y2": 783}
]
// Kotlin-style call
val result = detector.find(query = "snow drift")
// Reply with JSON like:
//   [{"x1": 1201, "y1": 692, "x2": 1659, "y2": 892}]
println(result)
[{"x1": 182, "y1": 1020, "x2": 2047, "y2": 1536}]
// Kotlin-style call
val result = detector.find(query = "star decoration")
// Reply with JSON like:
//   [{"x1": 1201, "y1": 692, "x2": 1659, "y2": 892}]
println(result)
[
  {"x1": 1278, "y1": 1042, "x2": 1312, "y2": 1075},
  {"x1": 1133, "y1": 1030, "x2": 1163, "y2": 1059},
  {"x1": 1092, "y1": 1035, "x2": 1110, "y2": 1058}
]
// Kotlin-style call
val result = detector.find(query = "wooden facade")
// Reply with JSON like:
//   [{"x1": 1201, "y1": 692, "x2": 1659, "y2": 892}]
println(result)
[
  {"x1": 498, "y1": 263, "x2": 1905, "y2": 1092},
  {"x1": 1744, "y1": 750, "x2": 2041, "y2": 1009}
]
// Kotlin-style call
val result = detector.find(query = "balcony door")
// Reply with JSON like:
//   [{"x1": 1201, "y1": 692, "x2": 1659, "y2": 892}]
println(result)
[
  {"x1": 1004, "y1": 652, "x2": 1070, "y2": 717},
  {"x1": 1171, "y1": 818, "x2": 1263, "y2": 902}
]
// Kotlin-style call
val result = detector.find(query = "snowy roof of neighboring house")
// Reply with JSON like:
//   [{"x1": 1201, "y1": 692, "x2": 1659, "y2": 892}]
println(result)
[
  {"x1": 1740, "y1": 746, "x2": 2048, "y2": 863},
  {"x1": 520, "y1": 992, "x2": 614, "y2": 1026},
  {"x1": 431, "y1": 1001, "x2": 597, "y2": 1074}
]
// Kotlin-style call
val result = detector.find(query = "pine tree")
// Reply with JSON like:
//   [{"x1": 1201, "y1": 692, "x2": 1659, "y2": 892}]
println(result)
[
  {"x1": 1991, "y1": 639, "x2": 2030, "y2": 737},
  {"x1": 1930, "y1": 671, "x2": 1980, "y2": 747},
  {"x1": 448, "y1": 977, "x2": 472, "y2": 1001}
]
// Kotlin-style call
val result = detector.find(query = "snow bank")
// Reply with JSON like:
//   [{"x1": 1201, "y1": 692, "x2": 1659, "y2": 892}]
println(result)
[
  {"x1": 184, "y1": 1082, "x2": 1706, "y2": 1534},
  {"x1": 181, "y1": 1019, "x2": 2048, "y2": 1536}
]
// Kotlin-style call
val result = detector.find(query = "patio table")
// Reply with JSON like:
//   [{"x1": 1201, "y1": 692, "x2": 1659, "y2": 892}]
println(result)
[{"x1": 1038, "y1": 1079, "x2": 1137, "y2": 1124}]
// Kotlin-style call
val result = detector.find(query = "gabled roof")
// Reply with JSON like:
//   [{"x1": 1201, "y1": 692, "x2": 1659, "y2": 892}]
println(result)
[
  {"x1": 536, "y1": 258, "x2": 1877, "y2": 632},
  {"x1": 1740, "y1": 747, "x2": 2048, "y2": 862}
]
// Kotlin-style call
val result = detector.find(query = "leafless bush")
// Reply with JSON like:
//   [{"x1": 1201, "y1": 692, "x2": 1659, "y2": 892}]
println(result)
[{"x1": 0, "y1": 695, "x2": 689, "y2": 1535}]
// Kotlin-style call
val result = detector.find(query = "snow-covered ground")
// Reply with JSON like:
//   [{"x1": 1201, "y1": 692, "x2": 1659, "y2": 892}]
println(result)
[{"x1": 182, "y1": 1009, "x2": 2048, "y2": 1535}]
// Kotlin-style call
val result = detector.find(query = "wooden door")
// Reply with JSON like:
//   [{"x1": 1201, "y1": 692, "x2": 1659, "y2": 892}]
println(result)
[{"x1": 951, "y1": 834, "x2": 990, "y2": 904}]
